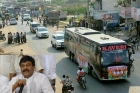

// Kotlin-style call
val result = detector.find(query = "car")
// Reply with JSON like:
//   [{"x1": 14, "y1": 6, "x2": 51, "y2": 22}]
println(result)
[
  {"x1": 10, "y1": 18, "x2": 17, "y2": 25},
  {"x1": 30, "y1": 22, "x2": 40, "y2": 33},
  {"x1": 51, "y1": 34, "x2": 64, "y2": 49},
  {"x1": 23, "y1": 14, "x2": 31, "y2": 21},
  {"x1": 36, "y1": 26, "x2": 49, "y2": 38}
]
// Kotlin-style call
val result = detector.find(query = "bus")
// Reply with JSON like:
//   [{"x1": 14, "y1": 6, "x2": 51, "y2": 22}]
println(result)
[{"x1": 64, "y1": 27, "x2": 134, "y2": 80}]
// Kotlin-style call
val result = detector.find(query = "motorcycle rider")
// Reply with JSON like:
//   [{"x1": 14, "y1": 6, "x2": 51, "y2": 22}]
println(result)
[
  {"x1": 129, "y1": 52, "x2": 134, "y2": 63},
  {"x1": 60, "y1": 75, "x2": 73, "y2": 93},
  {"x1": 77, "y1": 67, "x2": 85, "y2": 82}
]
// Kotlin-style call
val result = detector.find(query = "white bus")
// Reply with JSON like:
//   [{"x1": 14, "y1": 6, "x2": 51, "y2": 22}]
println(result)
[{"x1": 64, "y1": 27, "x2": 134, "y2": 80}]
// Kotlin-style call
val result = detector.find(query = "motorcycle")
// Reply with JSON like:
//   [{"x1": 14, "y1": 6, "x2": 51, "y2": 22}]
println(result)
[
  {"x1": 62, "y1": 85, "x2": 74, "y2": 93},
  {"x1": 78, "y1": 75, "x2": 86, "y2": 89},
  {"x1": 0, "y1": 31, "x2": 6, "y2": 41}
]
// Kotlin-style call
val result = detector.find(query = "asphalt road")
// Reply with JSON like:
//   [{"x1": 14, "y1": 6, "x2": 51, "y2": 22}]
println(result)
[{"x1": 10, "y1": 17, "x2": 140, "y2": 93}]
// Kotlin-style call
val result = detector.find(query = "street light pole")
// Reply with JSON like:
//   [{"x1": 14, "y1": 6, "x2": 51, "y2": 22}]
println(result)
[{"x1": 87, "y1": 0, "x2": 90, "y2": 28}]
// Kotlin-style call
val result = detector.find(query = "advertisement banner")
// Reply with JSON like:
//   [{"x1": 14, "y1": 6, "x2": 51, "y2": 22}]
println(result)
[
  {"x1": 107, "y1": 66, "x2": 127, "y2": 80},
  {"x1": 119, "y1": 6, "x2": 131, "y2": 18},
  {"x1": 102, "y1": 13, "x2": 120, "y2": 28},
  {"x1": 131, "y1": 7, "x2": 140, "y2": 21},
  {"x1": 77, "y1": 54, "x2": 88, "y2": 73}
]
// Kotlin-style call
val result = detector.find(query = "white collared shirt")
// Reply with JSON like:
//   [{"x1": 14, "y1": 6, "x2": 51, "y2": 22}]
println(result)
[
  {"x1": 0, "y1": 74, "x2": 9, "y2": 93},
  {"x1": 4, "y1": 71, "x2": 54, "y2": 93}
]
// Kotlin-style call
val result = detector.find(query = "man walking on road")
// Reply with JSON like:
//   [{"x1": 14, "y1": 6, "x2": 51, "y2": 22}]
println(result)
[
  {"x1": 26, "y1": 20, "x2": 29, "y2": 26},
  {"x1": 21, "y1": 18, "x2": 23, "y2": 25}
]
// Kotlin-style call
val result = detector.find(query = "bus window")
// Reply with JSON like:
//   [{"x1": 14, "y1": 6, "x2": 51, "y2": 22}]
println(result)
[{"x1": 102, "y1": 50, "x2": 129, "y2": 66}]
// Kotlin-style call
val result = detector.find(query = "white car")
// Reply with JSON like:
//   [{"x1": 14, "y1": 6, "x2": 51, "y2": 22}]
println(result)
[
  {"x1": 10, "y1": 18, "x2": 17, "y2": 25},
  {"x1": 23, "y1": 14, "x2": 31, "y2": 21},
  {"x1": 51, "y1": 34, "x2": 64, "y2": 49},
  {"x1": 36, "y1": 26, "x2": 49, "y2": 38}
]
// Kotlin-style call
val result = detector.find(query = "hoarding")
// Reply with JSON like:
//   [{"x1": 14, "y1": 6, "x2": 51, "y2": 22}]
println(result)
[
  {"x1": 118, "y1": 6, "x2": 131, "y2": 18},
  {"x1": 102, "y1": 13, "x2": 120, "y2": 28},
  {"x1": 131, "y1": 7, "x2": 140, "y2": 21}
]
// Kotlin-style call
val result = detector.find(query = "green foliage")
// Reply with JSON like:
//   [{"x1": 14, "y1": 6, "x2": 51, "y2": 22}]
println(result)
[
  {"x1": 52, "y1": 0, "x2": 64, "y2": 5},
  {"x1": 62, "y1": 6, "x2": 86, "y2": 15}
]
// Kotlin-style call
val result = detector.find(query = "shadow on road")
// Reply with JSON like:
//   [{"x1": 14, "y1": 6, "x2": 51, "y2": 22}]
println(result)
[{"x1": 47, "y1": 46, "x2": 64, "y2": 53}]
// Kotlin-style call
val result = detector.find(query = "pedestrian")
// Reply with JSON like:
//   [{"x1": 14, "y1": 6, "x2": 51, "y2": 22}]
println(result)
[
  {"x1": 39, "y1": 17, "x2": 41, "y2": 23},
  {"x1": 26, "y1": 20, "x2": 29, "y2": 26},
  {"x1": 103, "y1": 24, "x2": 107, "y2": 34},
  {"x1": 2, "y1": 21, "x2": 5, "y2": 28},
  {"x1": 20, "y1": 32, "x2": 23, "y2": 43},
  {"x1": 23, "y1": 32, "x2": 26, "y2": 43},
  {"x1": 21, "y1": 18, "x2": 23, "y2": 25},
  {"x1": 13, "y1": 33, "x2": 16, "y2": 44},
  {"x1": 17, "y1": 32, "x2": 20, "y2": 44}
]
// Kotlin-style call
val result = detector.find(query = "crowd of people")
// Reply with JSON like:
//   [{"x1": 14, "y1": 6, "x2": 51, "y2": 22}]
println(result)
[{"x1": 8, "y1": 32, "x2": 26, "y2": 44}]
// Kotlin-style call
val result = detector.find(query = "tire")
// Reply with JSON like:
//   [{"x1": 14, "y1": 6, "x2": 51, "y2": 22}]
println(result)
[
  {"x1": 82, "y1": 82, "x2": 86, "y2": 89},
  {"x1": 55, "y1": 44, "x2": 58, "y2": 50},
  {"x1": 131, "y1": 64, "x2": 134, "y2": 72}
]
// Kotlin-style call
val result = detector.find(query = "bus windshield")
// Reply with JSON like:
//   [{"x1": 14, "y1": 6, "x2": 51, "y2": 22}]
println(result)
[{"x1": 102, "y1": 49, "x2": 129, "y2": 66}]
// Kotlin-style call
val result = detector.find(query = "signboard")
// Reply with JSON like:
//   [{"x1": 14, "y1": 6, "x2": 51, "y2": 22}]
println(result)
[
  {"x1": 108, "y1": 66, "x2": 127, "y2": 80},
  {"x1": 118, "y1": 6, "x2": 131, "y2": 18},
  {"x1": 102, "y1": 13, "x2": 120, "y2": 28},
  {"x1": 101, "y1": 45, "x2": 127, "y2": 51},
  {"x1": 131, "y1": 7, "x2": 140, "y2": 21}
]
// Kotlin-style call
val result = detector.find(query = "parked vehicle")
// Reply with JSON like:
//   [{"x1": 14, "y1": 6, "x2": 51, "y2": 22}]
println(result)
[
  {"x1": 51, "y1": 34, "x2": 64, "y2": 49},
  {"x1": 36, "y1": 26, "x2": 49, "y2": 38},
  {"x1": 10, "y1": 18, "x2": 17, "y2": 25},
  {"x1": 30, "y1": 22, "x2": 40, "y2": 33}
]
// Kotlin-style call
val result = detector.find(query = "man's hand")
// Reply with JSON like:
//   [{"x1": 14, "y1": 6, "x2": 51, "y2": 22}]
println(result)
[{"x1": 12, "y1": 79, "x2": 26, "y2": 92}]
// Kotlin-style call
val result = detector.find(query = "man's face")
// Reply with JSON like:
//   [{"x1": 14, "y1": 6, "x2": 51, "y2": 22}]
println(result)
[{"x1": 20, "y1": 61, "x2": 35, "y2": 78}]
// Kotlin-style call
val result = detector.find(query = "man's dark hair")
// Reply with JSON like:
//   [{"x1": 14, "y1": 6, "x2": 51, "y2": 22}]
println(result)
[{"x1": 19, "y1": 55, "x2": 35, "y2": 66}]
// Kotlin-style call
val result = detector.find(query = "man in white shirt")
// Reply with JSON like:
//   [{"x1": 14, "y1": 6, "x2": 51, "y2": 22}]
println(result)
[
  {"x1": 10, "y1": 55, "x2": 44, "y2": 80},
  {"x1": 4, "y1": 55, "x2": 54, "y2": 93},
  {"x1": 0, "y1": 74, "x2": 9, "y2": 92},
  {"x1": 40, "y1": 55, "x2": 56, "y2": 91}
]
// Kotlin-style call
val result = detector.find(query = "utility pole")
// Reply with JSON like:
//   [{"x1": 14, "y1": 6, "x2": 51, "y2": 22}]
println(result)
[{"x1": 87, "y1": 0, "x2": 90, "y2": 28}]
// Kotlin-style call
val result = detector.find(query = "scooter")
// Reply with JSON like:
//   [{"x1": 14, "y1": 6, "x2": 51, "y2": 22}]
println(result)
[{"x1": 78, "y1": 75, "x2": 86, "y2": 89}]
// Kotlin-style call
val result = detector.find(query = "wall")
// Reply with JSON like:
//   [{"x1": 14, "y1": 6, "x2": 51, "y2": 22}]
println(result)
[{"x1": 102, "y1": 0, "x2": 118, "y2": 11}]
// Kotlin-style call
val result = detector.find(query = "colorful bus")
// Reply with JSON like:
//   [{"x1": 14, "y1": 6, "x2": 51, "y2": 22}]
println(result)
[{"x1": 64, "y1": 27, "x2": 134, "y2": 80}]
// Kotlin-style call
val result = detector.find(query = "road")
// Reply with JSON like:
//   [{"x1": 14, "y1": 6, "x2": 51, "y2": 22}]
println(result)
[{"x1": 1, "y1": 16, "x2": 140, "y2": 93}]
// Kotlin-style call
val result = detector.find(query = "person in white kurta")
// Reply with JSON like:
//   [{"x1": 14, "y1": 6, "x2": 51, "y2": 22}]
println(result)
[
  {"x1": 0, "y1": 55, "x2": 12, "y2": 78},
  {"x1": 0, "y1": 74, "x2": 9, "y2": 93},
  {"x1": 5, "y1": 71, "x2": 54, "y2": 93},
  {"x1": 10, "y1": 55, "x2": 44, "y2": 79},
  {"x1": 40, "y1": 55, "x2": 56, "y2": 91}
]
